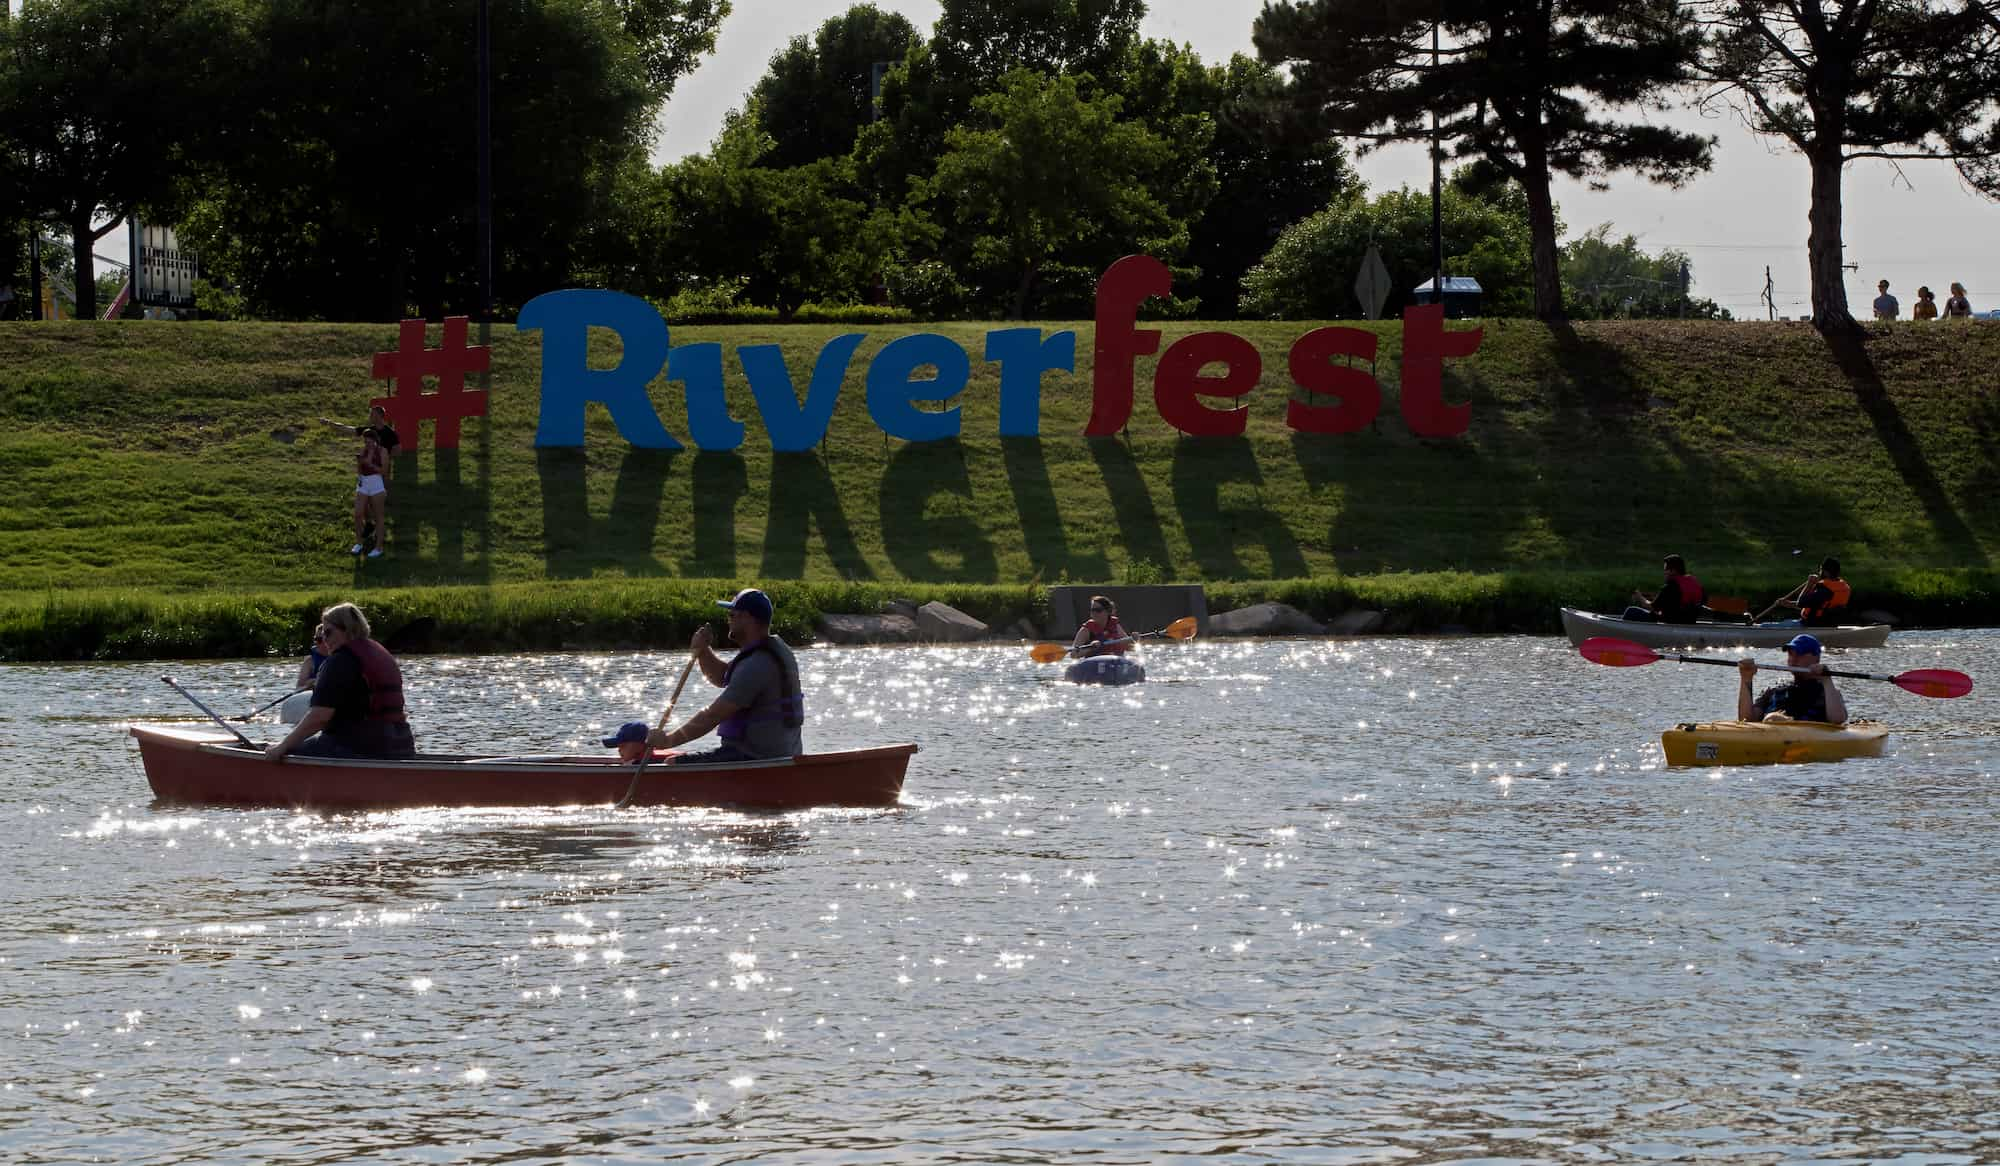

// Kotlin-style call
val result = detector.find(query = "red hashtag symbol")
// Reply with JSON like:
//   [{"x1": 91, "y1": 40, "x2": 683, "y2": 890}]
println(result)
[{"x1": 370, "y1": 316, "x2": 490, "y2": 450}]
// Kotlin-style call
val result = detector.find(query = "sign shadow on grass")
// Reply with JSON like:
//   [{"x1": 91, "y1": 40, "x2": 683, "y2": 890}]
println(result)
[
  {"x1": 1002, "y1": 437, "x2": 1108, "y2": 583},
  {"x1": 535, "y1": 447, "x2": 677, "y2": 579},
  {"x1": 881, "y1": 439, "x2": 998, "y2": 582},
  {"x1": 761, "y1": 451, "x2": 875, "y2": 580},
  {"x1": 683, "y1": 451, "x2": 749, "y2": 579},
  {"x1": 1171, "y1": 436, "x2": 1309, "y2": 580},
  {"x1": 1089, "y1": 436, "x2": 1174, "y2": 575}
]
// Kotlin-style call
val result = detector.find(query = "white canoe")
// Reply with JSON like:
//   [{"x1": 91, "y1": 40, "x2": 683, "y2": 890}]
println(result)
[{"x1": 1560, "y1": 607, "x2": 1890, "y2": 650}]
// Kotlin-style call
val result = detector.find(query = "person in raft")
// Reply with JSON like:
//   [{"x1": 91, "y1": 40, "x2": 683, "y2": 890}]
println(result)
[
  {"x1": 646, "y1": 588, "x2": 804, "y2": 765},
  {"x1": 1738, "y1": 633, "x2": 1847, "y2": 725},
  {"x1": 1780, "y1": 556, "x2": 1853, "y2": 627},
  {"x1": 1624, "y1": 554, "x2": 1706, "y2": 623},
  {"x1": 1072, "y1": 595, "x2": 1133, "y2": 657},
  {"x1": 265, "y1": 603, "x2": 417, "y2": 760}
]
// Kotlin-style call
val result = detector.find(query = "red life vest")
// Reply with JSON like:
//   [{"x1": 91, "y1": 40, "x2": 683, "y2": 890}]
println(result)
[
  {"x1": 1084, "y1": 615, "x2": 1131, "y2": 654},
  {"x1": 1670, "y1": 574, "x2": 1704, "y2": 608},
  {"x1": 345, "y1": 636, "x2": 407, "y2": 723},
  {"x1": 1802, "y1": 578, "x2": 1851, "y2": 621}
]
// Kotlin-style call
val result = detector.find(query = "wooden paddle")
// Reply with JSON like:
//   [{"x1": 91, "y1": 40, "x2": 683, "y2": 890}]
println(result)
[
  {"x1": 161, "y1": 676, "x2": 265, "y2": 747},
  {"x1": 1754, "y1": 582, "x2": 1808, "y2": 623},
  {"x1": 616, "y1": 651, "x2": 701, "y2": 809},
  {"x1": 1029, "y1": 616, "x2": 1199, "y2": 663},
  {"x1": 1578, "y1": 636, "x2": 1973, "y2": 698}
]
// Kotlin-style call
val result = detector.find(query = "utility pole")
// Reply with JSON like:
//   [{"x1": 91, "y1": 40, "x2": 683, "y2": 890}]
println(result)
[{"x1": 1429, "y1": 15, "x2": 1443, "y2": 307}]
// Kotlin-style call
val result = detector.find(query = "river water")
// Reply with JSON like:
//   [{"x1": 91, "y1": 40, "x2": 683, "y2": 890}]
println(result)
[{"x1": 2, "y1": 631, "x2": 1997, "y2": 1164}]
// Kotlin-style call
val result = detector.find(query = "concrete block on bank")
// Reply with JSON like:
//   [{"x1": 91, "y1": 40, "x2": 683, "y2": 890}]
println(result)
[
  {"x1": 1003, "y1": 617, "x2": 1039, "y2": 641},
  {"x1": 1328, "y1": 609, "x2": 1386, "y2": 636},
  {"x1": 817, "y1": 613, "x2": 920, "y2": 645},
  {"x1": 1048, "y1": 585, "x2": 1207, "y2": 638},
  {"x1": 917, "y1": 601, "x2": 987, "y2": 642},
  {"x1": 880, "y1": 598, "x2": 919, "y2": 621},
  {"x1": 1209, "y1": 602, "x2": 1327, "y2": 637}
]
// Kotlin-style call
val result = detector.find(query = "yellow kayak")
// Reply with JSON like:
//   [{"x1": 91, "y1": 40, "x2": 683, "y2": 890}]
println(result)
[{"x1": 1661, "y1": 719, "x2": 1889, "y2": 767}]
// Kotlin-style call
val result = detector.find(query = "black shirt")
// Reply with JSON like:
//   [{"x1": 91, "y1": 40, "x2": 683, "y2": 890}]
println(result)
[
  {"x1": 364, "y1": 424, "x2": 400, "y2": 455},
  {"x1": 310, "y1": 645, "x2": 414, "y2": 756}
]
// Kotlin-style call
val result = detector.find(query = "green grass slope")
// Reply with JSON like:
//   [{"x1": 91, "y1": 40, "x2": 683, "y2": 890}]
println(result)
[{"x1": 2, "y1": 316, "x2": 1998, "y2": 655}]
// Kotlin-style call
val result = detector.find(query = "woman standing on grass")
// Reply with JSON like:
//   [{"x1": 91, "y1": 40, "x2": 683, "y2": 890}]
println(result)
[{"x1": 351, "y1": 428, "x2": 387, "y2": 558}]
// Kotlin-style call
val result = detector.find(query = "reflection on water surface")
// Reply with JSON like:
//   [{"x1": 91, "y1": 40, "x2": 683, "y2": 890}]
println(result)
[{"x1": 3, "y1": 632, "x2": 1997, "y2": 1163}]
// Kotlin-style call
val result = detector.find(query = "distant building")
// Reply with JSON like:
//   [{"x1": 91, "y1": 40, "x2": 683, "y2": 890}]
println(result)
[{"x1": 1412, "y1": 276, "x2": 1483, "y2": 319}]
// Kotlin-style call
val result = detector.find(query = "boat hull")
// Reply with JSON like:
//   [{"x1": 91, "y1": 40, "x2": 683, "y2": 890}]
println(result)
[
  {"x1": 131, "y1": 724, "x2": 914, "y2": 811},
  {"x1": 1561, "y1": 608, "x2": 1889, "y2": 650},
  {"x1": 1065, "y1": 655, "x2": 1146, "y2": 685},
  {"x1": 1661, "y1": 719, "x2": 1888, "y2": 767}
]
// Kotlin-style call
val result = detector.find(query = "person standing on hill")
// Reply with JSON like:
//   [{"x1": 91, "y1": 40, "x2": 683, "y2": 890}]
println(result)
[
  {"x1": 266, "y1": 603, "x2": 417, "y2": 760},
  {"x1": 1625, "y1": 555, "x2": 1706, "y2": 624},
  {"x1": 647, "y1": 589, "x2": 805, "y2": 765},
  {"x1": 1072, "y1": 595, "x2": 1133, "y2": 656},
  {"x1": 325, "y1": 406, "x2": 400, "y2": 554},
  {"x1": 1944, "y1": 282, "x2": 1974, "y2": 319},
  {"x1": 1872, "y1": 280, "x2": 1900, "y2": 320},
  {"x1": 348, "y1": 428, "x2": 389, "y2": 558},
  {"x1": 1913, "y1": 287, "x2": 1939, "y2": 320},
  {"x1": 1738, "y1": 634, "x2": 1847, "y2": 725}
]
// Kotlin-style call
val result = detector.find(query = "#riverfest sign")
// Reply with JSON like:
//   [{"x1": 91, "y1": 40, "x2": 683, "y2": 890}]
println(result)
[{"x1": 373, "y1": 255, "x2": 1484, "y2": 450}]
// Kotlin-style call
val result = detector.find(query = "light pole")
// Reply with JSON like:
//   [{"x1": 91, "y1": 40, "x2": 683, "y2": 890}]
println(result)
[
  {"x1": 476, "y1": 0, "x2": 493, "y2": 324},
  {"x1": 1429, "y1": 14, "x2": 1443, "y2": 308}
]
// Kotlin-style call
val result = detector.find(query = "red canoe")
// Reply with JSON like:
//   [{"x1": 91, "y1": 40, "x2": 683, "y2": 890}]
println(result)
[{"x1": 130, "y1": 724, "x2": 916, "y2": 811}]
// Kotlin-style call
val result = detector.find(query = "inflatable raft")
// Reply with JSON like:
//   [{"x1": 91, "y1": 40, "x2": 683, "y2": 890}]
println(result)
[{"x1": 1065, "y1": 655, "x2": 1146, "y2": 686}]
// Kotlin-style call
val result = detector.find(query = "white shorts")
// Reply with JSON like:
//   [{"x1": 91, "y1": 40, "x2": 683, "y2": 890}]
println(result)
[{"x1": 356, "y1": 474, "x2": 387, "y2": 497}]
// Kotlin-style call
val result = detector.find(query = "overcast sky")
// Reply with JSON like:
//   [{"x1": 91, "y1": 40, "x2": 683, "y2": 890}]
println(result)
[{"x1": 653, "y1": 0, "x2": 2000, "y2": 319}]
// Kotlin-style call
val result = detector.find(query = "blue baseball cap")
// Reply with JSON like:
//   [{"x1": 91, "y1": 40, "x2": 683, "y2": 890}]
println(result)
[
  {"x1": 1782, "y1": 633, "x2": 1823, "y2": 656},
  {"x1": 716, "y1": 587, "x2": 774, "y2": 622},
  {"x1": 601, "y1": 720, "x2": 649, "y2": 748}
]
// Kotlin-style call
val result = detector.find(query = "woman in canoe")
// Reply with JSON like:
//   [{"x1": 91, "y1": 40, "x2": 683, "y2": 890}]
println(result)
[
  {"x1": 1072, "y1": 595, "x2": 1134, "y2": 657},
  {"x1": 1737, "y1": 633, "x2": 1847, "y2": 725},
  {"x1": 265, "y1": 603, "x2": 417, "y2": 760}
]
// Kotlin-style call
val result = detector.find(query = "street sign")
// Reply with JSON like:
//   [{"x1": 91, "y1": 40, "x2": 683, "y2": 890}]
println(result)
[{"x1": 1355, "y1": 245, "x2": 1392, "y2": 319}]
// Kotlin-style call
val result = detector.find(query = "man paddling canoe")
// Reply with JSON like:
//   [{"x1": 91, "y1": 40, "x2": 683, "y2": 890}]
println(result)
[
  {"x1": 1624, "y1": 554, "x2": 1707, "y2": 624},
  {"x1": 648, "y1": 588, "x2": 805, "y2": 765},
  {"x1": 265, "y1": 603, "x2": 417, "y2": 760},
  {"x1": 1737, "y1": 633, "x2": 1848, "y2": 725}
]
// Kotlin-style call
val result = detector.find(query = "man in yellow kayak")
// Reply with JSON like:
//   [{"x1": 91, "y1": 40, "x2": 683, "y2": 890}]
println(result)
[{"x1": 1737, "y1": 633, "x2": 1848, "y2": 724}]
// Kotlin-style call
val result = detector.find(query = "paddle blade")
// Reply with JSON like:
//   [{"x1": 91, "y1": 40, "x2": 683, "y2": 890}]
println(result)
[
  {"x1": 1161, "y1": 617, "x2": 1199, "y2": 640},
  {"x1": 1894, "y1": 668, "x2": 1973, "y2": 699},
  {"x1": 1578, "y1": 637, "x2": 1664, "y2": 667},
  {"x1": 1707, "y1": 596, "x2": 1749, "y2": 616},
  {"x1": 1029, "y1": 643, "x2": 1069, "y2": 664}
]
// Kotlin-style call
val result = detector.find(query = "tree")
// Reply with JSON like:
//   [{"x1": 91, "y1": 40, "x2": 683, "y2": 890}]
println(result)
[
  {"x1": 924, "y1": 69, "x2": 1197, "y2": 318},
  {"x1": 1115, "y1": 44, "x2": 1355, "y2": 316},
  {"x1": 748, "y1": 5, "x2": 921, "y2": 169},
  {"x1": 173, "y1": 0, "x2": 680, "y2": 320},
  {"x1": 652, "y1": 109, "x2": 915, "y2": 316},
  {"x1": 1255, "y1": 0, "x2": 1714, "y2": 321},
  {"x1": 1696, "y1": 0, "x2": 2000, "y2": 334},
  {"x1": 1239, "y1": 176, "x2": 1540, "y2": 319},
  {"x1": 1562, "y1": 223, "x2": 1727, "y2": 318},
  {"x1": 0, "y1": 0, "x2": 245, "y2": 320}
]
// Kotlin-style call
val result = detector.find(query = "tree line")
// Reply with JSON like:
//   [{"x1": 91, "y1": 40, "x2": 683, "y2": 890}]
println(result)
[{"x1": 1, "y1": 0, "x2": 1994, "y2": 332}]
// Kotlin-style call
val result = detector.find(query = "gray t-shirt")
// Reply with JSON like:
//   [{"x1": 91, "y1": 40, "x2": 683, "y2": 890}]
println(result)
[{"x1": 719, "y1": 636, "x2": 804, "y2": 759}]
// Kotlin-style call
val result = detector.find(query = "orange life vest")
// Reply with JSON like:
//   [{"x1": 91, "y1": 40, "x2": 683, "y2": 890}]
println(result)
[{"x1": 1802, "y1": 578, "x2": 1851, "y2": 622}]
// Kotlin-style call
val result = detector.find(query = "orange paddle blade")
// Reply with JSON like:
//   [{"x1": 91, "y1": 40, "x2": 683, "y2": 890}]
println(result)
[
  {"x1": 1578, "y1": 636, "x2": 1664, "y2": 667},
  {"x1": 1894, "y1": 668, "x2": 1973, "y2": 699},
  {"x1": 1161, "y1": 617, "x2": 1199, "y2": 640},
  {"x1": 1706, "y1": 596, "x2": 1749, "y2": 615},
  {"x1": 1029, "y1": 643, "x2": 1069, "y2": 663}
]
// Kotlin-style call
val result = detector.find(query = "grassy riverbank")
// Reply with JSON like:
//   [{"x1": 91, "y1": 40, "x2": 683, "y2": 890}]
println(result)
[{"x1": 3, "y1": 316, "x2": 1998, "y2": 659}]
